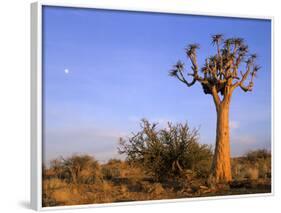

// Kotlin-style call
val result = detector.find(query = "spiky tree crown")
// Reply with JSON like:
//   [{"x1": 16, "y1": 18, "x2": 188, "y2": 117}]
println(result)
[{"x1": 170, "y1": 34, "x2": 260, "y2": 97}]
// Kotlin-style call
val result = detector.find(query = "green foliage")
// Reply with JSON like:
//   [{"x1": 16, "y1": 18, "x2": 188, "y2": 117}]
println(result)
[{"x1": 118, "y1": 119, "x2": 213, "y2": 180}]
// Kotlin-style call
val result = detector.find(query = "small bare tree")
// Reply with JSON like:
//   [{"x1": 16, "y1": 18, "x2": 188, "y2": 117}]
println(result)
[{"x1": 169, "y1": 34, "x2": 260, "y2": 182}]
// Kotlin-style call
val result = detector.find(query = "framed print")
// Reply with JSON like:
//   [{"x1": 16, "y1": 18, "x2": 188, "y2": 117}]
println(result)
[{"x1": 31, "y1": 1, "x2": 273, "y2": 210}]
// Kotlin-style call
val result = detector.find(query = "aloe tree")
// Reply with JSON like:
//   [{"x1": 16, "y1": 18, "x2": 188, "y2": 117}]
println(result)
[{"x1": 169, "y1": 34, "x2": 260, "y2": 182}]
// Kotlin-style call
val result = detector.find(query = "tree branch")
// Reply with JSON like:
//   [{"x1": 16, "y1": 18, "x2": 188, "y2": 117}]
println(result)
[
  {"x1": 240, "y1": 82, "x2": 253, "y2": 92},
  {"x1": 170, "y1": 38, "x2": 259, "y2": 97},
  {"x1": 176, "y1": 69, "x2": 196, "y2": 87},
  {"x1": 211, "y1": 86, "x2": 221, "y2": 112},
  {"x1": 232, "y1": 60, "x2": 256, "y2": 92}
]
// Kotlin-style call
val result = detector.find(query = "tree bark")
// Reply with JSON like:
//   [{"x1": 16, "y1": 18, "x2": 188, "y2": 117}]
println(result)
[{"x1": 211, "y1": 101, "x2": 232, "y2": 182}]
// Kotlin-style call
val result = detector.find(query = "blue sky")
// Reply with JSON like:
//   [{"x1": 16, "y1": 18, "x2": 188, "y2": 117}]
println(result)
[{"x1": 42, "y1": 6, "x2": 271, "y2": 163}]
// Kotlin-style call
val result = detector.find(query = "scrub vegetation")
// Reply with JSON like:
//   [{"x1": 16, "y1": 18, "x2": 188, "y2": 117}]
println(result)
[{"x1": 42, "y1": 120, "x2": 271, "y2": 207}]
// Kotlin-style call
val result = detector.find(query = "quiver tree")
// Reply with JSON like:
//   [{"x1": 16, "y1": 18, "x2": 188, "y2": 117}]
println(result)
[{"x1": 169, "y1": 34, "x2": 260, "y2": 182}]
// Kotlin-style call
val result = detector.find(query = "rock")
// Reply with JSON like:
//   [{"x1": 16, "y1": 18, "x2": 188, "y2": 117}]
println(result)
[
  {"x1": 199, "y1": 185, "x2": 209, "y2": 190},
  {"x1": 201, "y1": 189, "x2": 213, "y2": 194}
]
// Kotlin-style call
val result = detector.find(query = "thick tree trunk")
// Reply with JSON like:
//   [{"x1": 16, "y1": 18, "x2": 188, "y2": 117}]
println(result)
[{"x1": 211, "y1": 102, "x2": 232, "y2": 182}]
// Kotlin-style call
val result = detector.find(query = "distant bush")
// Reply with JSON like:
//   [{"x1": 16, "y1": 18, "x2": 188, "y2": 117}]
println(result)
[
  {"x1": 48, "y1": 155, "x2": 102, "y2": 184},
  {"x1": 232, "y1": 149, "x2": 271, "y2": 180},
  {"x1": 245, "y1": 149, "x2": 271, "y2": 162},
  {"x1": 118, "y1": 119, "x2": 213, "y2": 180},
  {"x1": 245, "y1": 167, "x2": 259, "y2": 180},
  {"x1": 101, "y1": 159, "x2": 122, "y2": 180}
]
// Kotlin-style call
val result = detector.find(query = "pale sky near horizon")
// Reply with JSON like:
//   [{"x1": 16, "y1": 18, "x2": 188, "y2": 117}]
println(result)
[{"x1": 42, "y1": 6, "x2": 271, "y2": 164}]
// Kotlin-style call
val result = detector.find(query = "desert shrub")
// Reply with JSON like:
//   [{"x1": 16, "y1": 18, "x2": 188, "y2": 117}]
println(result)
[
  {"x1": 122, "y1": 165, "x2": 146, "y2": 184},
  {"x1": 48, "y1": 155, "x2": 102, "y2": 184},
  {"x1": 43, "y1": 178, "x2": 68, "y2": 191},
  {"x1": 245, "y1": 167, "x2": 259, "y2": 180},
  {"x1": 147, "y1": 183, "x2": 165, "y2": 196},
  {"x1": 246, "y1": 149, "x2": 271, "y2": 179},
  {"x1": 107, "y1": 159, "x2": 122, "y2": 164},
  {"x1": 181, "y1": 142, "x2": 212, "y2": 178},
  {"x1": 118, "y1": 119, "x2": 213, "y2": 180},
  {"x1": 101, "y1": 159, "x2": 122, "y2": 180},
  {"x1": 101, "y1": 158, "x2": 144, "y2": 181},
  {"x1": 193, "y1": 158, "x2": 212, "y2": 178},
  {"x1": 118, "y1": 120, "x2": 167, "y2": 180},
  {"x1": 102, "y1": 167, "x2": 120, "y2": 180},
  {"x1": 258, "y1": 160, "x2": 270, "y2": 178},
  {"x1": 49, "y1": 159, "x2": 65, "y2": 179},
  {"x1": 246, "y1": 149, "x2": 271, "y2": 162},
  {"x1": 161, "y1": 122, "x2": 212, "y2": 178},
  {"x1": 231, "y1": 159, "x2": 243, "y2": 180},
  {"x1": 232, "y1": 149, "x2": 271, "y2": 180},
  {"x1": 42, "y1": 178, "x2": 68, "y2": 206}
]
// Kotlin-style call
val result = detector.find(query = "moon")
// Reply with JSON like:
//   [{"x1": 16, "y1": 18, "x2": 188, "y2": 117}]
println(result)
[{"x1": 64, "y1": 68, "x2": 69, "y2": 74}]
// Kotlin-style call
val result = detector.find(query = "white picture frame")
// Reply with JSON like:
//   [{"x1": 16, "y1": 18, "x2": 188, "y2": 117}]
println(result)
[{"x1": 31, "y1": 1, "x2": 274, "y2": 211}]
